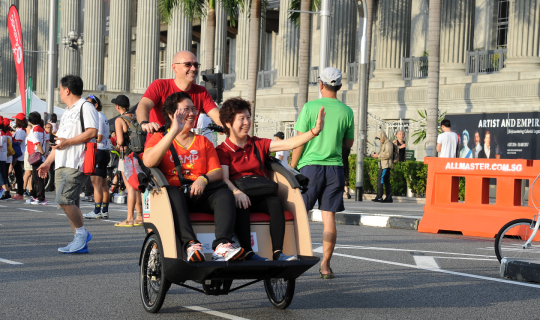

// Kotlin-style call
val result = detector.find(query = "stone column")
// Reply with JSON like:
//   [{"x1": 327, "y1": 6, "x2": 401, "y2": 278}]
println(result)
[
  {"x1": 60, "y1": 0, "x2": 81, "y2": 77},
  {"x1": 166, "y1": 5, "x2": 192, "y2": 79},
  {"x1": 439, "y1": 0, "x2": 475, "y2": 75},
  {"x1": 410, "y1": 0, "x2": 429, "y2": 57},
  {"x1": 214, "y1": 1, "x2": 227, "y2": 73},
  {"x1": 107, "y1": 0, "x2": 132, "y2": 92},
  {"x1": 19, "y1": 0, "x2": 38, "y2": 90},
  {"x1": 275, "y1": 0, "x2": 300, "y2": 86},
  {"x1": 228, "y1": 37, "x2": 236, "y2": 74},
  {"x1": 234, "y1": 9, "x2": 249, "y2": 90},
  {"x1": 0, "y1": 0, "x2": 17, "y2": 97},
  {"x1": 82, "y1": 0, "x2": 105, "y2": 91},
  {"x1": 373, "y1": 0, "x2": 411, "y2": 80},
  {"x1": 329, "y1": 0, "x2": 357, "y2": 81},
  {"x1": 36, "y1": 0, "x2": 50, "y2": 95},
  {"x1": 134, "y1": 0, "x2": 160, "y2": 93},
  {"x1": 504, "y1": 0, "x2": 540, "y2": 71}
]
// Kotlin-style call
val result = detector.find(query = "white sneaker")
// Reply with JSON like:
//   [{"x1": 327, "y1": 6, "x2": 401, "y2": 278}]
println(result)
[
  {"x1": 83, "y1": 211, "x2": 103, "y2": 219},
  {"x1": 58, "y1": 232, "x2": 92, "y2": 253},
  {"x1": 26, "y1": 197, "x2": 36, "y2": 204},
  {"x1": 100, "y1": 211, "x2": 109, "y2": 219},
  {"x1": 212, "y1": 243, "x2": 245, "y2": 261}
]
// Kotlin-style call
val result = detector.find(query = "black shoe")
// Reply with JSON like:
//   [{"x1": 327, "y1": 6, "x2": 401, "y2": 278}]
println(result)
[
  {"x1": 382, "y1": 197, "x2": 393, "y2": 203},
  {"x1": 372, "y1": 198, "x2": 383, "y2": 202},
  {"x1": 24, "y1": 191, "x2": 31, "y2": 197},
  {"x1": 0, "y1": 193, "x2": 11, "y2": 200}
]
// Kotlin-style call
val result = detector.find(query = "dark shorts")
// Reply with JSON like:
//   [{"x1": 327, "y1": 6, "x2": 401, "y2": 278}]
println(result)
[
  {"x1": 93, "y1": 150, "x2": 110, "y2": 178},
  {"x1": 300, "y1": 165, "x2": 345, "y2": 213}
]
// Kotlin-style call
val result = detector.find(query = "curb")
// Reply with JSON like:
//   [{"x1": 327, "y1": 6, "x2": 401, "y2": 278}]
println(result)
[
  {"x1": 500, "y1": 258, "x2": 540, "y2": 283},
  {"x1": 308, "y1": 210, "x2": 421, "y2": 231},
  {"x1": 360, "y1": 193, "x2": 426, "y2": 204}
]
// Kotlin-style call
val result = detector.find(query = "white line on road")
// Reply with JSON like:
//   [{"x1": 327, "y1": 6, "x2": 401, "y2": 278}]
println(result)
[
  {"x1": 314, "y1": 243, "x2": 497, "y2": 258},
  {"x1": 0, "y1": 258, "x2": 23, "y2": 265},
  {"x1": 413, "y1": 256, "x2": 441, "y2": 269},
  {"x1": 18, "y1": 208, "x2": 43, "y2": 212},
  {"x1": 317, "y1": 247, "x2": 540, "y2": 289},
  {"x1": 0, "y1": 205, "x2": 8, "y2": 207},
  {"x1": 56, "y1": 214, "x2": 65, "y2": 216},
  {"x1": 102, "y1": 220, "x2": 122, "y2": 223},
  {"x1": 183, "y1": 306, "x2": 249, "y2": 320}
]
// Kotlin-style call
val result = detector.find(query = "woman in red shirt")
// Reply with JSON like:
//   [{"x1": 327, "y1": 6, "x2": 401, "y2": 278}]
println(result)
[
  {"x1": 143, "y1": 92, "x2": 244, "y2": 263},
  {"x1": 216, "y1": 98, "x2": 325, "y2": 261}
]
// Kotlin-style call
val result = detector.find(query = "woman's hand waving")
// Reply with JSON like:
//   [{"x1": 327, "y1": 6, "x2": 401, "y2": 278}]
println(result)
[
  {"x1": 311, "y1": 106, "x2": 326, "y2": 135},
  {"x1": 170, "y1": 108, "x2": 189, "y2": 134}
]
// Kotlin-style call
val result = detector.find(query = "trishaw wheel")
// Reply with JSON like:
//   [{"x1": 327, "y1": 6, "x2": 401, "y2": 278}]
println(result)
[
  {"x1": 140, "y1": 234, "x2": 171, "y2": 313},
  {"x1": 264, "y1": 278, "x2": 295, "y2": 309}
]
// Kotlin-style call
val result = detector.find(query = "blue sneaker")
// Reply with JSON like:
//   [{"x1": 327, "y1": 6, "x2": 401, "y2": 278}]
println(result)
[
  {"x1": 58, "y1": 232, "x2": 92, "y2": 253},
  {"x1": 248, "y1": 254, "x2": 269, "y2": 261},
  {"x1": 277, "y1": 253, "x2": 298, "y2": 261}
]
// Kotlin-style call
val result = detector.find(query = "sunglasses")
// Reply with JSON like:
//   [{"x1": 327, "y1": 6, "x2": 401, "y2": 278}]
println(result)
[{"x1": 174, "y1": 62, "x2": 201, "y2": 69}]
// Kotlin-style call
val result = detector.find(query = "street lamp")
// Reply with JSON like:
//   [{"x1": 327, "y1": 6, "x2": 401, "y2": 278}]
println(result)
[{"x1": 62, "y1": 30, "x2": 83, "y2": 75}]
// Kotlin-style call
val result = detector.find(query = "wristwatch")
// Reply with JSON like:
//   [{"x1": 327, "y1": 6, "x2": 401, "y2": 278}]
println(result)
[{"x1": 140, "y1": 121, "x2": 149, "y2": 126}]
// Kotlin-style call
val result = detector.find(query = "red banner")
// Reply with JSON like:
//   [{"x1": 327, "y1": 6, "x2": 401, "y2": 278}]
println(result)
[{"x1": 7, "y1": 5, "x2": 26, "y2": 115}]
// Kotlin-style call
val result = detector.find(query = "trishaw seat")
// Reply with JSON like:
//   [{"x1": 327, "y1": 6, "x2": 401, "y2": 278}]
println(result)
[{"x1": 189, "y1": 211, "x2": 295, "y2": 223}]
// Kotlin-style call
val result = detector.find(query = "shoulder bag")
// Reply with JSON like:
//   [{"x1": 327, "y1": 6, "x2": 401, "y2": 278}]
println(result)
[
  {"x1": 80, "y1": 102, "x2": 98, "y2": 175},
  {"x1": 28, "y1": 129, "x2": 45, "y2": 165},
  {"x1": 232, "y1": 141, "x2": 278, "y2": 199}
]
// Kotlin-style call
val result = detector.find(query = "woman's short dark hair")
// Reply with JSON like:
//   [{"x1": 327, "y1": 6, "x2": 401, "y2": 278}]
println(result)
[
  {"x1": 50, "y1": 113, "x2": 57, "y2": 123},
  {"x1": 162, "y1": 92, "x2": 193, "y2": 129},
  {"x1": 28, "y1": 111, "x2": 42, "y2": 125},
  {"x1": 60, "y1": 75, "x2": 83, "y2": 96},
  {"x1": 15, "y1": 118, "x2": 27, "y2": 129},
  {"x1": 219, "y1": 97, "x2": 251, "y2": 136}
]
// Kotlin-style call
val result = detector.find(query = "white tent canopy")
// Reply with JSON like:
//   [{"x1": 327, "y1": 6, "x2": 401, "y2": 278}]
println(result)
[{"x1": 0, "y1": 90, "x2": 65, "y2": 119}]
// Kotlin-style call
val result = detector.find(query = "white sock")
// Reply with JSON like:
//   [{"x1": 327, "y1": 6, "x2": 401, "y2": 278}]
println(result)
[{"x1": 75, "y1": 226, "x2": 87, "y2": 235}]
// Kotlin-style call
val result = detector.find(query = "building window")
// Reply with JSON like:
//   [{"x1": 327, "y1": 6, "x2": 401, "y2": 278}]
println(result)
[{"x1": 496, "y1": 0, "x2": 509, "y2": 48}]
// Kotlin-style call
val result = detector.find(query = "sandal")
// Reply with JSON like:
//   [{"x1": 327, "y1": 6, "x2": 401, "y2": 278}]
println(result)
[
  {"x1": 319, "y1": 268, "x2": 335, "y2": 279},
  {"x1": 133, "y1": 214, "x2": 143, "y2": 227},
  {"x1": 114, "y1": 220, "x2": 134, "y2": 227}
]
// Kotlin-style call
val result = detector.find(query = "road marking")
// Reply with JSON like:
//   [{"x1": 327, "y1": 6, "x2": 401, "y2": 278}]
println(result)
[
  {"x1": 0, "y1": 258, "x2": 23, "y2": 265},
  {"x1": 183, "y1": 306, "x2": 249, "y2": 320},
  {"x1": 103, "y1": 220, "x2": 122, "y2": 223},
  {"x1": 0, "y1": 205, "x2": 8, "y2": 207},
  {"x1": 413, "y1": 256, "x2": 441, "y2": 269},
  {"x1": 316, "y1": 247, "x2": 540, "y2": 289},
  {"x1": 313, "y1": 243, "x2": 497, "y2": 258},
  {"x1": 18, "y1": 208, "x2": 43, "y2": 212},
  {"x1": 56, "y1": 213, "x2": 66, "y2": 216}
]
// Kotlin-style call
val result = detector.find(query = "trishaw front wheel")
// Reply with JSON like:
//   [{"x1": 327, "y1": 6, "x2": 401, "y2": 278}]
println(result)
[
  {"x1": 264, "y1": 278, "x2": 295, "y2": 309},
  {"x1": 140, "y1": 234, "x2": 171, "y2": 313}
]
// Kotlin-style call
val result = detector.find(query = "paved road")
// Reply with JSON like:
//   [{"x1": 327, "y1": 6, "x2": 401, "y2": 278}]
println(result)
[{"x1": 1, "y1": 193, "x2": 539, "y2": 319}]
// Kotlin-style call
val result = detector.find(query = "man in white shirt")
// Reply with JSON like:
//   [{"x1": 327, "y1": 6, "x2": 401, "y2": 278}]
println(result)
[
  {"x1": 436, "y1": 119, "x2": 459, "y2": 158},
  {"x1": 38, "y1": 75, "x2": 99, "y2": 254}
]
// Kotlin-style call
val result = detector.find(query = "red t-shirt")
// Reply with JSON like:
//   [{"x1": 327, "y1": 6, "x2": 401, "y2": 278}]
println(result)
[
  {"x1": 110, "y1": 137, "x2": 117, "y2": 146},
  {"x1": 216, "y1": 136, "x2": 272, "y2": 182},
  {"x1": 144, "y1": 132, "x2": 221, "y2": 187},
  {"x1": 142, "y1": 79, "x2": 217, "y2": 127}
]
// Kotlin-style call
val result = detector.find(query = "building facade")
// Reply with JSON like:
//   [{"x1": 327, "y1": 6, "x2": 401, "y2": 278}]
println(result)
[{"x1": 0, "y1": 0, "x2": 537, "y2": 159}]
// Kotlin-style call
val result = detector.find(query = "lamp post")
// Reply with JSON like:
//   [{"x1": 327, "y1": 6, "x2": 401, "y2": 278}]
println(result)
[{"x1": 62, "y1": 31, "x2": 84, "y2": 75}]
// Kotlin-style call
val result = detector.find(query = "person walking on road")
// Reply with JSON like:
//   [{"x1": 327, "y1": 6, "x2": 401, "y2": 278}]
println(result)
[
  {"x1": 136, "y1": 51, "x2": 222, "y2": 135},
  {"x1": 371, "y1": 131, "x2": 394, "y2": 203},
  {"x1": 27, "y1": 112, "x2": 48, "y2": 205},
  {"x1": 436, "y1": 119, "x2": 458, "y2": 158},
  {"x1": 83, "y1": 95, "x2": 111, "y2": 220},
  {"x1": 37, "y1": 75, "x2": 99, "y2": 254},
  {"x1": 290, "y1": 67, "x2": 355, "y2": 279},
  {"x1": 12, "y1": 113, "x2": 27, "y2": 200}
]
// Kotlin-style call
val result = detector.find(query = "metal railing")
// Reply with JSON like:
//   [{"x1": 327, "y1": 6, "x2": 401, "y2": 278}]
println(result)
[
  {"x1": 257, "y1": 69, "x2": 277, "y2": 89},
  {"x1": 346, "y1": 61, "x2": 376, "y2": 83},
  {"x1": 465, "y1": 48, "x2": 507, "y2": 76},
  {"x1": 224, "y1": 73, "x2": 236, "y2": 91},
  {"x1": 402, "y1": 56, "x2": 428, "y2": 80}
]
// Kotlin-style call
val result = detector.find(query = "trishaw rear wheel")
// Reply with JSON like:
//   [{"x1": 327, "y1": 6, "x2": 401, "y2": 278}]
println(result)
[
  {"x1": 140, "y1": 234, "x2": 171, "y2": 313},
  {"x1": 264, "y1": 278, "x2": 295, "y2": 309}
]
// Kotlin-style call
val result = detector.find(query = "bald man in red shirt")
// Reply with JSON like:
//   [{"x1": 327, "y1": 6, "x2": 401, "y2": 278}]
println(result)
[{"x1": 136, "y1": 51, "x2": 222, "y2": 134}]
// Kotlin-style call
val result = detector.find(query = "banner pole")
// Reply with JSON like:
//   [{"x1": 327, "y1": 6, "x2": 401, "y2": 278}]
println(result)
[{"x1": 46, "y1": 0, "x2": 58, "y2": 123}]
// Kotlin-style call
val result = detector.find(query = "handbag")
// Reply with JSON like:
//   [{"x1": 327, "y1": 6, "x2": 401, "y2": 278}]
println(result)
[
  {"x1": 6, "y1": 137, "x2": 15, "y2": 157},
  {"x1": 28, "y1": 128, "x2": 45, "y2": 166},
  {"x1": 232, "y1": 142, "x2": 278, "y2": 199},
  {"x1": 80, "y1": 102, "x2": 98, "y2": 175},
  {"x1": 168, "y1": 144, "x2": 226, "y2": 194}
]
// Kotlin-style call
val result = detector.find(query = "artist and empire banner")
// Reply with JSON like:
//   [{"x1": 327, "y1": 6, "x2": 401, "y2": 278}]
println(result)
[{"x1": 446, "y1": 112, "x2": 540, "y2": 160}]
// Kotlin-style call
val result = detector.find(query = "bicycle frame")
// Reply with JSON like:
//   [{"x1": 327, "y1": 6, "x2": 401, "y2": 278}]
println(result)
[{"x1": 523, "y1": 173, "x2": 540, "y2": 248}]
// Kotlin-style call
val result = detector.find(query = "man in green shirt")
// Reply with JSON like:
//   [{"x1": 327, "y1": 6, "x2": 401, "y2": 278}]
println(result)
[{"x1": 291, "y1": 67, "x2": 355, "y2": 279}]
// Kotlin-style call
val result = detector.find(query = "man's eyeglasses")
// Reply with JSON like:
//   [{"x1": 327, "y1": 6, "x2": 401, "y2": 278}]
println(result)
[{"x1": 174, "y1": 62, "x2": 201, "y2": 69}]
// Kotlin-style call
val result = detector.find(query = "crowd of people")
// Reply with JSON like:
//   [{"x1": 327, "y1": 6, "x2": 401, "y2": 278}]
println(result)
[{"x1": 3, "y1": 50, "x2": 356, "y2": 279}]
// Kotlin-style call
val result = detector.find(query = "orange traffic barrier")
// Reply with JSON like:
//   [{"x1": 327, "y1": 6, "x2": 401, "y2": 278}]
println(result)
[{"x1": 419, "y1": 158, "x2": 540, "y2": 238}]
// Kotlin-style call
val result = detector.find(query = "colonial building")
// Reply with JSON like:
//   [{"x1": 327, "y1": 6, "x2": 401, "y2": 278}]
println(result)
[{"x1": 0, "y1": 0, "x2": 537, "y2": 159}]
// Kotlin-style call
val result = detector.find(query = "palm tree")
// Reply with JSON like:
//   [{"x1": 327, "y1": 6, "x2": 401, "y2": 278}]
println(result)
[
  {"x1": 247, "y1": 0, "x2": 262, "y2": 136},
  {"x1": 426, "y1": 0, "x2": 441, "y2": 157},
  {"x1": 159, "y1": 0, "x2": 243, "y2": 72}
]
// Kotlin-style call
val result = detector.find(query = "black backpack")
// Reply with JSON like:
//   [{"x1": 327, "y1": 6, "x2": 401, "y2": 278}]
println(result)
[{"x1": 119, "y1": 114, "x2": 146, "y2": 153}]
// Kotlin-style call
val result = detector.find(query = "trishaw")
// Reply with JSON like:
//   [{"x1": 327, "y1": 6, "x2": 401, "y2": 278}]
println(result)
[{"x1": 138, "y1": 157, "x2": 320, "y2": 313}]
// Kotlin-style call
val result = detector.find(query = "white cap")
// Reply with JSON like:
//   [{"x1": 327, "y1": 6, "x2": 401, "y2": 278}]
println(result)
[{"x1": 319, "y1": 67, "x2": 342, "y2": 86}]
